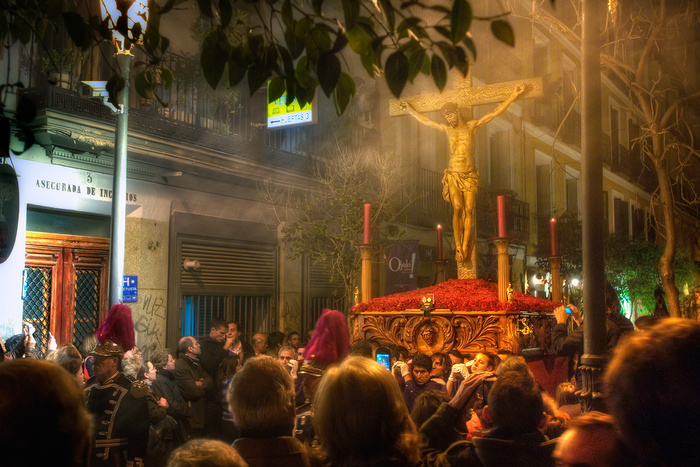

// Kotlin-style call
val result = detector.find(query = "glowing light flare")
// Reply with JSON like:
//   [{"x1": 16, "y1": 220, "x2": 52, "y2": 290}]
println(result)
[{"x1": 100, "y1": 0, "x2": 148, "y2": 51}]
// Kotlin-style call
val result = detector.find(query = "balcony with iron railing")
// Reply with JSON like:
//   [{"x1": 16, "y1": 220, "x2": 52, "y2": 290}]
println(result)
[{"x1": 17, "y1": 49, "x2": 373, "y2": 174}]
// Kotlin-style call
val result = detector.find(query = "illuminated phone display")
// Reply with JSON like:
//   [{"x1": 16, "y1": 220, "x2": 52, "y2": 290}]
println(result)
[{"x1": 376, "y1": 349, "x2": 391, "y2": 371}]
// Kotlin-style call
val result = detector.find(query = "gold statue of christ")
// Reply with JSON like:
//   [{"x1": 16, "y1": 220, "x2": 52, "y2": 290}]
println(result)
[{"x1": 399, "y1": 84, "x2": 526, "y2": 269}]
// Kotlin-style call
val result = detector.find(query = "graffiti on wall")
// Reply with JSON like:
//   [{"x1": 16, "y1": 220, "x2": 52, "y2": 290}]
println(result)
[{"x1": 134, "y1": 293, "x2": 167, "y2": 354}]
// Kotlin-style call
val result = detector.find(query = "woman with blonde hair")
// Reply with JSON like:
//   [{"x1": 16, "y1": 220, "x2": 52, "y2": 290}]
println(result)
[{"x1": 313, "y1": 356, "x2": 421, "y2": 467}]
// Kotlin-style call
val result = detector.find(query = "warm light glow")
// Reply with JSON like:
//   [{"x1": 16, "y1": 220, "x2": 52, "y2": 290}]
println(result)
[
  {"x1": 571, "y1": 278, "x2": 580, "y2": 287},
  {"x1": 101, "y1": 0, "x2": 148, "y2": 51}
]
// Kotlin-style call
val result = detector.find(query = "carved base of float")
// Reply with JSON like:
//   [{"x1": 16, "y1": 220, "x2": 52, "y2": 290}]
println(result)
[{"x1": 349, "y1": 310, "x2": 556, "y2": 357}]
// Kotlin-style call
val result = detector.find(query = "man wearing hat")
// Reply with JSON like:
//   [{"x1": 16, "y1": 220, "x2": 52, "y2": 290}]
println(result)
[{"x1": 84, "y1": 339, "x2": 149, "y2": 467}]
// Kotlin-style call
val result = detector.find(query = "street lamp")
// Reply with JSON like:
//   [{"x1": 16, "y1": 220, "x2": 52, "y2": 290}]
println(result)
[{"x1": 100, "y1": 0, "x2": 148, "y2": 306}]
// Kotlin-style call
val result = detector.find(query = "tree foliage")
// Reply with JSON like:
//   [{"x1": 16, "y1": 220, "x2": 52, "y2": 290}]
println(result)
[
  {"x1": 0, "y1": 0, "x2": 521, "y2": 124},
  {"x1": 530, "y1": 0, "x2": 700, "y2": 316},
  {"x1": 605, "y1": 233, "x2": 696, "y2": 316},
  {"x1": 262, "y1": 148, "x2": 413, "y2": 312}
]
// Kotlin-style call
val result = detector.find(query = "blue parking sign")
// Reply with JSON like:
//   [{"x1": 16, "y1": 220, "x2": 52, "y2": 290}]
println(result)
[{"x1": 123, "y1": 276, "x2": 138, "y2": 303}]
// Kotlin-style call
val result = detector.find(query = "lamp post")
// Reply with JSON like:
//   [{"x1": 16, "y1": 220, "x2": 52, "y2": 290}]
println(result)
[{"x1": 101, "y1": 0, "x2": 148, "y2": 306}]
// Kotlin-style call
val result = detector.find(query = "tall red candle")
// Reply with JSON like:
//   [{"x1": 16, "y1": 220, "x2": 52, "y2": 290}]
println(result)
[
  {"x1": 497, "y1": 195, "x2": 507, "y2": 237},
  {"x1": 436, "y1": 225, "x2": 443, "y2": 260},
  {"x1": 363, "y1": 203, "x2": 371, "y2": 244},
  {"x1": 550, "y1": 218, "x2": 557, "y2": 256}
]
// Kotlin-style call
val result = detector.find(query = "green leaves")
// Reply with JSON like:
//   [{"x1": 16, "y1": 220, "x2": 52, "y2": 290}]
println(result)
[
  {"x1": 333, "y1": 72, "x2": 356, "y2": 115},
  {"x1": 451, "y1": 0, "x2": 472, "y2": 43},
  {"x1": 431, "y1": 54, "x2": 447, "y2": 91},
  {"x1": 385, "y1": 51, "x2": 408, "y2": 98},
  {"x1": 201, "y1": 27, "x2": 230, "y2": 89},
  {"x1": 318, "y1": 52, "x2": 341, "y2": 97},
  {"x1": 491, "y1": 20, "x2": 515, "y2": 47}
]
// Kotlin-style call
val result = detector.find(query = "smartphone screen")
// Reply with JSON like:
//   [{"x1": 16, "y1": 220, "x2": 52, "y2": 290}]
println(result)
[
  {"x1": 565, "y1": 306, "x2": 572, "y2": 314},
  {"x1": 375, "y1": 347, "x2": 391, "y2": 371}
]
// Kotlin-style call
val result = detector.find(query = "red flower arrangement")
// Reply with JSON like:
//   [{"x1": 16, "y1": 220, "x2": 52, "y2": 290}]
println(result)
[{"x1": 352, "y1": 279, "x2": 558, "y2": 313}]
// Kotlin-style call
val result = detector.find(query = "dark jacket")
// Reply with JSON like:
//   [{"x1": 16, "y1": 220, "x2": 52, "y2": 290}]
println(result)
[
  {"x1": 421, "y1": 403, "x2": 556, "y2": 467},
  {"x1": 151, "y1": 369, "x2": 192, "y2": 421},
  {"x1": 173, "y1": 355, "x2": 212, "y2": 430},
  {"x1": 233, "y1": 436, "x2": 314, "y2": 467},
  {"x1": 552, "y1": 313, "x2": 635, "y2": 357},
  {"x1": 84, "y1": 373, "x2": 150, "y2": 467},
  {"x1": 198, "y1": 335, "x2": 228, "y2": 383}
]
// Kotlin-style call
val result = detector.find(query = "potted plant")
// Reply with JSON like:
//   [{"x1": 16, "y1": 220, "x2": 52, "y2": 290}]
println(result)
[{"x1": 39, "y1": 47, "x2": 83, "y2": 89}]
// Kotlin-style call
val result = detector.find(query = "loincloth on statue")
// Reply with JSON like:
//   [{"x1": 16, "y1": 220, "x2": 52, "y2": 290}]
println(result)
[{"x1": 442, "y1": 170, "x2": 479, "y2": 202}]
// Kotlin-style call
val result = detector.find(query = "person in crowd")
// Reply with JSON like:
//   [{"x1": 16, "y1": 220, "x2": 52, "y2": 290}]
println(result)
[
  {"x1": 174, "y1": 336, "x2": 213, "y2": 437},
  {"x1": 421, "y1": 370, "x2": 556, "y2": 466},
  {"x1": 150, "y1": 349, "x2": 193, "y2": 444},
  {"x1": 553, "y1": 411, "x2": 638, "y2": 467},
  {"x1": 85, "y1": 339, "x2": 150, "y2": 467},
  {"x1": 266, "y1": 330, "x2": 286, "y2": 357},
  {"x1": 402, "y1": 353, "x2": 446, "y2": 411},
  {"x1": 167, "y1": 439, "x2": 249, "y2": 467},
  {"x1": 411, "y1": 389, "x2": 451, "y2": 429},
  {"x1": 430, "y1": 352, "x2": 451, "y2": 385},
  {"x1": 314, "y1": 356, "x2": 422, "y2": 467},
  {"x1": 285, "y1": 331, "x2": 301, "y2": 349},
  {"x1": 302, "y1": 328, "x2": 314, "y2": 346},
  {"x1": 81, "y1": 331, "x2": 98, "y2": 379},
  {"x1": 448, "y1": 349, "x2": 465, "y2": 366},
  {"x1": 349, "y1": 338, "x2": 378, "y2": 358},
  {"x1": 4, "y1": 323, "x2": 37, "y2": 359},
  {"x1": 390, "y1": 344, "x2": 411, "y2": 388},
  {"x1": 45, "y1": 342, "x2": 83, "y2": 379},
  {"x1": 0, "y1": 359, "x2": 93, "y2": 467},
  {"x1": 251, "y1": 332, "x2": 268, "y2": 356},
  {"x1": 552, "y1": 281, "x2": 634, "y2": 359},
  {"x1": 218, "y1": 354, "x2": 242, "y2": 443},
  {"x1": 123, "y1": 356, "x2": 167, "y2": 423},
  {"x1": 294, "y1": 309, "x2": 350, "y2": 446},
  {"x1": 227, "y1": 321, "x2": 254, "y2": 362},
  {"x1": 555, "y1": 381, "x2": 581, "y2": 419},
  {"x1": 605, "y1": 318, "x2": 700, "y2": 467},
  {"x1": 199, "y1": 317, "x2": 233, "y2": 438},
  {"x1": 228, "y1": 355, "x2": 313, "y2": 467},
  {"x1": 279, "y1": 345, "x2": 298, "y2": 380}
]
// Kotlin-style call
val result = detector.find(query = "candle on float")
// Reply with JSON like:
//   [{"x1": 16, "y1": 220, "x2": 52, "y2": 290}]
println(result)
[
  {"x1": 550, "y1": 218, "x2": 557, "y2": 256},
  {"x1": 497, "y1": 195, "x2": 507, "y2": 238},
  {"x1": 363, "y1": 204, "x2": 371, "y2": 244},
  {"x1": 436, "y1": 225, "x2": 443, "y2": 260}
]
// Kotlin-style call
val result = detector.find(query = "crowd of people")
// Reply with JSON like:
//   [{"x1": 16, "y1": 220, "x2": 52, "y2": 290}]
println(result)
[{"x1": 1, "y1": 301, "x2": 698, "y2": 467}]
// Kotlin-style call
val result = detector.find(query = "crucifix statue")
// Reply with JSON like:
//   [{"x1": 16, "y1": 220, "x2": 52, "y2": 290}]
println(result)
[{"x1": 391, "y1": 74, "x2": 543, "y2": 279}]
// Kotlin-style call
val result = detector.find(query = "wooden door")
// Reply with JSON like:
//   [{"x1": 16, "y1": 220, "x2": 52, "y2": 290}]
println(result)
[{"x1": 23, "y1": 233, "x2": 109, "y2": 356}]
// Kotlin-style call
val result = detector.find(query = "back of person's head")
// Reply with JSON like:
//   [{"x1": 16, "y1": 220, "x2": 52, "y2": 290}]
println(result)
[
  {"x1": 448, "y1": 349, "x2": 464, "y2": 364},
  {"x1": 267, "y1": 331, "x2": 286, "y2": 349},
  {"x1": 496, "y1": 355, "x2": 532, "y2": 376},
  {"x1": 349, "y1": 339, "x2": 375, "y2": 358},
  {"x1": 167, "y1": 439, "x2": 248, "y2": 467},
  {"x1": 46, "y1": 343, "x2": 83, "y2": 377},
  {"x1": 411, "y1": 390, "x2": 451, "y2": 429},
  {"x1": 314, "y1": 356, "x2": 420, "y2": 466},
  {"x1": 605, "y1": 318, "x2": 700, "y2": 467},
  {"x1": 554, "y1": 411, "x2": 638, "y2": 467},
  {"x1": 487, "y1": 371, "x2": 544, "y2": 433},
  {"x1": 80, "y1": 332, "x2": 97, "y2": 357},
  {"x1": 218, "y1": 354, "x2": 240, "y2": 386},
  {"x1": 122, "y1": 355, "x2": 144, "y2": 380},
  {"x1": 227, "y1": 355, "x2": 294, "y2": 436},
  {"x1": 604, "y1": 280, "x2": 622, "y2": 314},
  {"x1": 555, "y1": 381, "x2": 579, "y2": 407},
  {"x1": 177, "y1": 336, "x2": 195, "y2": 357},
  {"x1": 411, "y1": 353, "x2": 432, "y2": 372},
  {"x1": 634, "y1": 315, "x2": 658, "y2": 330},
  {"x1": 0, "y1": 359, "x2": 92, "y2": 467}
]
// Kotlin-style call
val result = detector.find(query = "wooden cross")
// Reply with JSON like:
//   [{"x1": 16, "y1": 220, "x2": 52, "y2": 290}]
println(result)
[{"x1": 390, "y1": 73, "x2": 544, "y2": 280}]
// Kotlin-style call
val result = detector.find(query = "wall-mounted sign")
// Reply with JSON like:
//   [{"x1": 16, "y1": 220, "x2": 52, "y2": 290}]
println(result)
[
  {"x1": 0, "y1": 163, "x2": 19, "y2": 264},
  {"x1": 267, "y1": 83, "x2": 316, "y2": 128},
  {"x1": 123, "y1": 275, "x2": 138, "y2": 303},
  {"x1": 385, "y1": 242, "x2": 419, "y2": 295}
]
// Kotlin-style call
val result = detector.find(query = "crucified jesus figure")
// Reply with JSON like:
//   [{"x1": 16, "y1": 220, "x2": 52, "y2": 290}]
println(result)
[{"x1": 399, "y1": 84, "x2": 526, "y2": 268}]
